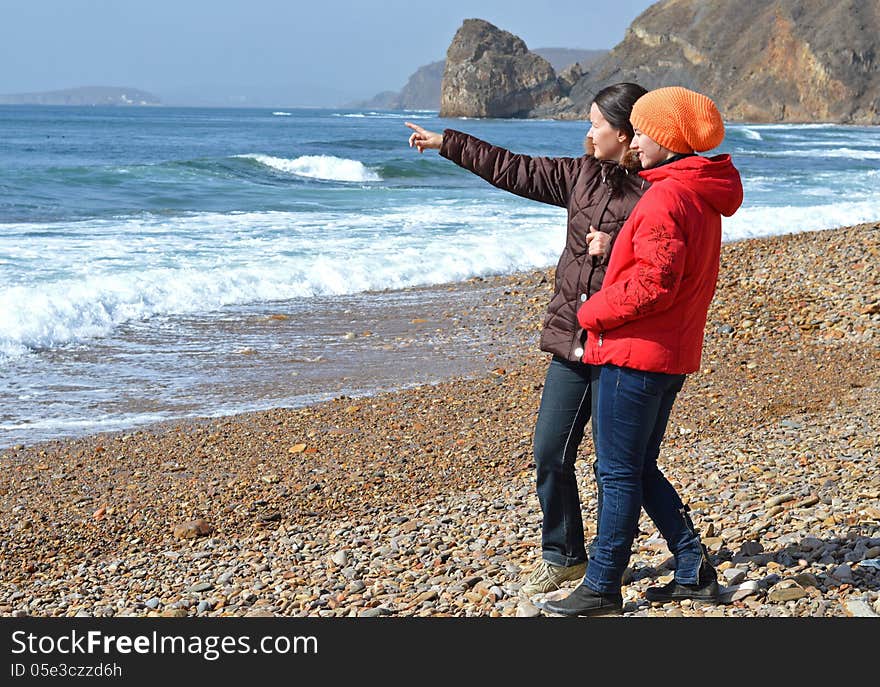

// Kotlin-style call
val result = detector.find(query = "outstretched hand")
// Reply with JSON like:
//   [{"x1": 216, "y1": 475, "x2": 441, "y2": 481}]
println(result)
[{"x1": 405, "y1": 122, "x2": 443, "y2": 153}]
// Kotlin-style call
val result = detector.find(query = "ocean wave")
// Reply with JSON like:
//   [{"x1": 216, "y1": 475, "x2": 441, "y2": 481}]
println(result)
[
  {"x1": 755, "y1": 147, "x2": 880, "y2": 160},
  {"x1": 333, "y1": 112, "x2": 434, "y2": 120},
  {"x1": 0, "y1": 205, "x2": 566, "y2": 360},
  {"x1": 738, "y1": 123, "x2": 839, "y2": 130},
  {"x1": 236, "y1": 154, "x2": 381, "y2": 182},
  {"x1": 272, "y1": 111, "x2": 292, "y2": 116}
]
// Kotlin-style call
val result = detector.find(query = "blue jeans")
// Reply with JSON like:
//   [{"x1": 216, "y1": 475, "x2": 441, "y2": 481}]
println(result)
[
  {"x1": 584, "y1": 364, "x2": 704, "y2": 594},
  {"x1": 533, "y1": 356, "x2": 601, "y2": 567}
]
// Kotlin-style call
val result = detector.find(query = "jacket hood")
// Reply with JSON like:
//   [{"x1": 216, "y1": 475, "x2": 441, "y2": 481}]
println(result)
[{"x1": 639, "y1": 154, "x2": 743, "y2": 217}]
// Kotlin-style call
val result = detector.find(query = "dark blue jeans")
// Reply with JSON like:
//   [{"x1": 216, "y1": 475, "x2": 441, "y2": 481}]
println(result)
[
  {"x1": 584, "y1": 364, "x2": 704, "y2": 594},
  {"x1": 533, "y1": 356, "x2": 600, "y2": 567}
]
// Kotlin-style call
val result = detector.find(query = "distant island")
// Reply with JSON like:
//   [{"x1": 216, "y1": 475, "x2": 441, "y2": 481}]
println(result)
[{"x1": 0, "y1": 87, "x2": 161, "y2": 106}]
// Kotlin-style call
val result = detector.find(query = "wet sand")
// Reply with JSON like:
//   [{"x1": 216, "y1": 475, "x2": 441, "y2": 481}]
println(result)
[
  {"x1": 1, "y1": 271, "x2": 542, "y2": 448},
  {"x1": 1, "y1": 222, "x2": 878, "y2": 617}
]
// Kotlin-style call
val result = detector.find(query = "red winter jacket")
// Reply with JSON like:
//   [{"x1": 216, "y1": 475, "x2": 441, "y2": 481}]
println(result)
[{"x1": 577, "y1": 154, "x2": 743, "y2": 374}]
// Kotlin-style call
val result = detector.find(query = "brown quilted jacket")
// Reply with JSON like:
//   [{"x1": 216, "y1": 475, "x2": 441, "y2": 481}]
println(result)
[{"x1": 440, "y1": 129, "x2": 648, "y2": 361}]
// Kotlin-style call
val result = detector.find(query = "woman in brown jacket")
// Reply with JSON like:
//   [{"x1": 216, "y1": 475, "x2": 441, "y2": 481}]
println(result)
[{"x1": 405, "y1": 82, "x2": 648, "y2": 597}]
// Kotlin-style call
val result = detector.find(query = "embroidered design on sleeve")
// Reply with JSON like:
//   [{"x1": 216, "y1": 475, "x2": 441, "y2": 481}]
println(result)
[{"x1": 607, "y1": 223, "x2": 679, "y2": 317}]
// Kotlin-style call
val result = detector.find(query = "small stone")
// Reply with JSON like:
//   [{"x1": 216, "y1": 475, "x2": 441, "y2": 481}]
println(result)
[
  {"x1": 764, "y1": 494, "x2": 795, "y2": 508},
  {"x1": 412, "y1": 590, "x2": 438, "y2": 605},
  {"x1": 832, "y1": 563, "x2": 853, "y2": 580},
  {"x1": 768, "y1": 584, "x2": 807, "y2": 603},
  {"x1": 722, "y1": 568, "x2": 747, "y2": 585},
  {"x1": 188, "y1": 582, "x2": 213, "y2": 593},
  {"x1": 160, "y1": 609, "x2": 189, "y2": 618},
  {"x1": 792, "y1": 573, "x2": 820, "y2": 588},
  {"x1": 737, "y1": 541, "x2": 764, "y2": 557},
  {"x1": 720, "y1": 580, "x2": 760, "y2": 603},
  {"x1": 172, "y1": 519, "x2": 213, "y2": 539},
  {"x1": 703, "y1": 537, "x2": 724, "y2": 553},
  {"x1": 196, "y1": 601, "x2": 212, "y2": 613},
  {"x1": 145, "y1": 598, "x2": 161, "y2": 609},
  {"x1": 331, "y1": 550, "x2": 349, "y2": 567},
  {"x1": 845, "y1": 600, "x2": 878, "y2": 617},
  {"x1": 516, "y1": 600, "x2": 541, "y2": 618}
]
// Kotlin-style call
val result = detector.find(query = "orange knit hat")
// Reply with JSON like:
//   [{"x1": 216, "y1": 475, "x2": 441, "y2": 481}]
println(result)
[{"x1": 630, "y1": 86, "x2": 725, "y2": 154}]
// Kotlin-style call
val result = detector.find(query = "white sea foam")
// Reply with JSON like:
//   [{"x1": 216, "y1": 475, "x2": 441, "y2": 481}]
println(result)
[
  {"x1": 0, "y1": 413, "x2": 170, "y2": 434},
  {"x1": 271, "y1": 111, "x2": 292, "y2": 116},
  {"x1": 723, "y1": 199, "x2": 880, "y2": 242},
  {"x1": 237, "y1": 154, "x2": 381, "y2": 181},
  {"x1": 741, "y1": 128, "x2": 763, "y2": 141},
  {"x1": 333, "y1": 112, "x2": 433, "y2": 119},
  {"x1": 740, "y1": 122, "x2": 838, "y2": 130},
  {"x1": 0, "y1": 204, "x2": 566, "y2": 360},
  {"x1": 757, "y1": 147, "x2": 880, "y2": 160}
]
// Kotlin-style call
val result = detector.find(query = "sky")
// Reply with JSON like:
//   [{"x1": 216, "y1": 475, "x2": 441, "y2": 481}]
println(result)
[{"x1": 0, "y1": 0, "x2": 657, "y2": 107}]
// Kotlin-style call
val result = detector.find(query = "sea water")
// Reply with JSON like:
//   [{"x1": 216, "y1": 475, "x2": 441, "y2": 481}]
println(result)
[{"x1": 1, "y1": 106, "x2": 878, "y2": 446}]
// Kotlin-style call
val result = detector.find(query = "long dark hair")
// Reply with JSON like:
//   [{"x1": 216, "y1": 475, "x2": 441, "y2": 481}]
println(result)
[{"x1": 589, "y1": 82, "x2": 647, "y2": 176}]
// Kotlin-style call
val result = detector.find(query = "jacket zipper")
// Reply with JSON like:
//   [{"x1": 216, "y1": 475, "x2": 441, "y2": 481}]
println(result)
[{"x1": 598, "y1": 333, "x2": 604, "y2": 347}]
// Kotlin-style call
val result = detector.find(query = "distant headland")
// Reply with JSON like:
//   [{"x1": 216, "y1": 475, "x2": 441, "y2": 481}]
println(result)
[{"x1": 0, "y1": 87, "x2": 161, "y2": 106}]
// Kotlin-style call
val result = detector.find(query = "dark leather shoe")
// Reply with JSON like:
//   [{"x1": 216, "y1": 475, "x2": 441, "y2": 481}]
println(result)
[
  {"x1": 541, "y1": 584, "x2": 623, "y2": 617},
  {"x1": 646, "y1": 561, "x2": 720, "y2": 603}
]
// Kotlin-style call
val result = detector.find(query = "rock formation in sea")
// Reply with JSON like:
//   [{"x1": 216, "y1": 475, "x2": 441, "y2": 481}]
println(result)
[
  {"x1": 353, "y1": 48, "x2": 605, "y2": 111},
  {"x1": 439, "y1": 19, "x2": 565, "y2": 118}
]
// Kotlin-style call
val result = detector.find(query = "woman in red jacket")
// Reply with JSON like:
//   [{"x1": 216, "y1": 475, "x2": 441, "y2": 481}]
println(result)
[
  {"x1": 406, "y1": 83, "x2": 648, "y2": 597},
  {"x1": 543, "y1": 87, "x2": 744, "y2": 616}
]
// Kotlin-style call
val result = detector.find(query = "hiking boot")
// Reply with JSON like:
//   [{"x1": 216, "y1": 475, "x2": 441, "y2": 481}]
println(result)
[
  {"x1": 541, "y1": 584, "x2": 623, "y2": 617},
  {"x1": 520, "y1": 559, "x2": 586, "y2": 597},
  {"x1": 645, "y1": 558, "x2": 720, "y2": 603}
]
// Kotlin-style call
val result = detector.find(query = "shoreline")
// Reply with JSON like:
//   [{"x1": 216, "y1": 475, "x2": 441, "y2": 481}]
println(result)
[{"x1": 1, "y1": 222, "x2": 878, "y2": 617}]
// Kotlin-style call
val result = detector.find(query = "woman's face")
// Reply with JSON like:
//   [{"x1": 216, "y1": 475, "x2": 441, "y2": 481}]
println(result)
[
  {"x1": 585, "y1": 102, "x2": 629, "y2": 163},
  {"x1": 630, "y1": 130, "x2": 674, "y2": 168}
]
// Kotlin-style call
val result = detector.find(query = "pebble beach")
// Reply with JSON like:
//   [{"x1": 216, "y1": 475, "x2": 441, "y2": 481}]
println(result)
[{"x1": 1, "y1": 222, "x2": 878, "y2": 618}]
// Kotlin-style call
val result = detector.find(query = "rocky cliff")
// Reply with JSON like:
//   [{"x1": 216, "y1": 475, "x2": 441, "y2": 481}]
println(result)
[
  {"x1": 558, "y1": 0, "x2": 880, "y2": 123},
  {"x1": 440, "y1": 19, "x2": 564, "y2": 118}
]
